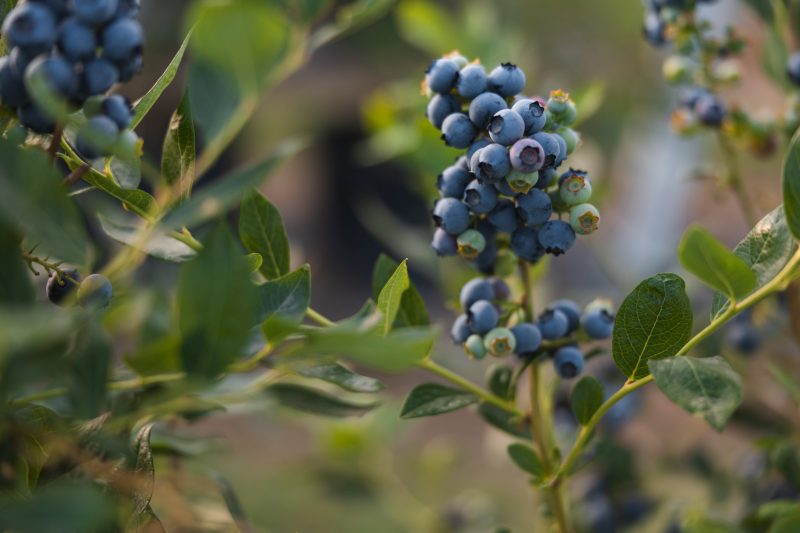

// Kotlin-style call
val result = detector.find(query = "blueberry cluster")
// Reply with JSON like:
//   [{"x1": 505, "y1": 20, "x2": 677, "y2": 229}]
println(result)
[
  {"x1": 450, "y1": 276, "x2": 615, "y2": 379},
  {"x1": 46, "y1": 269, "x2": 113, "y2": 310},
  {"x1": 424, "y1": 53, "x2": 600, "y2": 273},
  {"x1": 0, "y1": 0, "x2": 143, "y2": 143},
  {"x1": 642, "y1": 0, "x2": 717, "y2": 47}
]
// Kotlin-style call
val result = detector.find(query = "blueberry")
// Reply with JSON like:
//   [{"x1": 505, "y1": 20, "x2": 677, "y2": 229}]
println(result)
[
  {"x1": 552, "y1": 134, "x2": 568, "y2": 167},
  {"x1": 82, "y1": 58, "x2": 119, "y2": 96},
  {"x1": 488, "y1": 63, "x2": 526, "y2": 97},
  {"x1": 467, "y1": 138, "x2": 491, "y2": 159},
  {"x1": 111, "y1": 128, "x2": 139, "y2": 158},
  {"x1": 456, "y1": 63, "x2": 487, "y2": 99},
  {"x1": 538, "y1": 220, "x2": 576, "y2": 256},
  {"x1": 465, "y1": 334, "x2": 487, "y2": 359},
  {"x1": 549, "y1": 300, "x2": 581, "y2": 332},
  {"x1": 425, "y1": 58, "x2": 459, "y2": 94},
  {"x1": 432, "y1": 198, "x2": 470, "y2": 235},
  {"x1": 538, "y1": 309, "x2": 569, "y2": 339},
  {"x1": 489, "y1": 278, "x2": 511, "y2": 300},
  {"x1": 569, "y1": 203, "x2": 600, "y2": 235},
  {"x1": 464, "y1": 180, "x2": 498, "y2": 214},
  {"x1": 511, "y1": 227, "x2": 545, "y2": 262},
  {"x1": 459, "y1": 278, "x2": 494, "y2": 309},
  {"x1": 516, "y1": 189, "x2": 552, "y2": 226},
  {"x1": 788, "y1": 52, "x2": 800, "y2": 85},
  {"x1": 547, "y1": 90, "x2": 570, "y2": 115},
  {"x1": 468, "y1": 300, "x2": 500, "y2": 334},
  {"x1": 477, "y1": 143, "x2": 511, "y2": 181},
  {"x1": 534, "y1": 167, "x2": 556, "y2": 190},
  {"x1": 557, "y1": 127, "x2": 580, "y2": 154},
  {"x1": 77, "y1": 273, "x2": 113, "y2": 309},
  {"x1": 431, "y1": 228, "x2": 458, "y2": 256},
  {"x1": 678, "y1": 86, "x2": 710, "y2": 109},
  {"x1": 25, "y1": 55, "x2": 79, "y2": 100},
  {"x1": 511, "y1": 323, "x2": 542, "y2": 355},
  {"x1": 102, "y1": 17, "x2": 143, "y2": 62},
  {"x1": 584, "y1": 298, "x2": 615, "y2": 315},
  {"x1": 725, "y1": 321, "x2": 760, "y2": 355},
  {"x1": 487, "y1": 199, "x2": 519, "y2": 232},
  {"x1": 441, "y1": 113, "x2": 477, "y2": 148},
  {"x1": 18, "y1": 104, "x2": 55, "y2": 133},
  {"x1": 457, "y1": 229, "x2": 486, "y2": 260},
  {"x1": 484, "y1": 327, "x2": 516, "y2": 357},
  {"x1": 8, "y1": 47, "x2": 34, "y2": 78},
  {"x1": 1, "y1": 4, "x2": 57, "y2": 55},
  {"x1": 472, "y1": 240, "x2": 498, "y2": 274},
  {"x1": 509, "y1": 138, "x2": 545, "y2": 173},
  {"x1": 694, "y1": 93, "x2": 726, "y2": 127},
  {"x1": 455, "y1": 155, "x2": 469, "y2": 171},
  {"x1": 507, "y1": 170, "x2": 539, "y2": 194},
  {"x1": 117, "y1": 53, "x2": 143, "y2": 82},
  {"x1": 553, "y1": 346, "x2": 585, "y2": 378},
  {"x1": 57, "y1": 17, "x2": 97, "y2": 62},
  {"x1": 74, "y1": 0, "x2": 119, "y2": 27},
  {"x1": 0, "y1": 56, "x2": 30, "y2": 108},
  {"x1": 29, "y1": 0, "x2": 70, "y2": 19},
  {"x1": 46, "y1": 269, "x2": 80, "y2": 306},
  {"x1": 511, "y1": 97, "x2": 547, "y2": 134},
  {"x1": 468, "y1": 92, "x2": 507, "y2": 128},
  {"x1": 100, "y1": 94, "x2": 132, "y2": 129},
  {"x1": 115, "y1": 0, "x2": 141, "y2": 17},
  {"x1": 489, "y1": 108, "x2": 525, "y2": 146},
  {"x1": 427, "y1": 93, "x2": 460, "y2": 129},
  {"x1": 559, "y1": 170, "x2": 592, "y2": 206},
  {"x1": 438, "y1": 164, "x2": 471, "y2": 199},
  {"x1": 451, "y1": 314, "x2": 471, "y2": 344},
  {"x1": 76, "y1": 115, "x2": 120, "y2": 159},
  {"x1": 643, "y1": 11, "x2": 667, "y2": 47},
  {"x1": 494, "y1": 178, "x2": 516, "y2": 196},
  {"x1": 530, "y1": 132, "x2": 561, "y2": 169},
  {"x1": 582, "y1": 309, "x2": 615, "y2": 339}
]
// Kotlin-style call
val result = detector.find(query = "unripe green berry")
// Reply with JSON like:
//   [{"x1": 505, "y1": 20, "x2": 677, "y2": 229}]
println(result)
[
  {"x1": 465, "y1": 334, "x2": 487, "y2": 359},
  {"x1": 507, "y1": 170, "x2": 539, "y2": 194},
  {"x1": 494, "y1": 251, "x2": 517, "y2": 278},
  {"x1": 457, "y1": 229, "x2": 486, "y2": 260},
  {"x1": 713, "y1": 59, "x2": 740, "y2": 83},
  {"x1": 483, "y1": 327, "x2": 516, "y2": 357},
  {"x1": 569, "y1": 203, "x2": 600, "y2": 235},
  {"x1": 559, "y1": 173, "x2": 592, "y2": 206},
  {"x1": 662, "y1": 55, "x2": 694, "y2": 85},
  {"x1": 557, "y1": 101, "x2": 577, "y2": 126},
  {"x1": 557, "y1": 127, "x2": 580, "y2": 154},
  {"x1": 547, "y1": 89, "x2": 570, "y2": 115}
]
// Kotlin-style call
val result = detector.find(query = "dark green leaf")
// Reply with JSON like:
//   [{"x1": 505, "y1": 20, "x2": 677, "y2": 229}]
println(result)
[
  {"x1": 0, "y1": 482, "x2": 117, "y2": 532},
  {"x1": 377, "y1": 259, "x2": 410, "y2": 334},
  {"x1": 612, "y1": 273, "x2": 693, "y2": 380},
  {"x1": 478, "y1": 403, "x2": 531, "y2": 438},
  {"x1": 161, "y1": 89, "x2": 196, "y2": 197},
  {"x1": 649, "y1": 355, "x2": 743, "y2": 431},
  {"x1": 65, "y1": 324, "x2": 111, "y2": 419},
  {"x1": 400, "y1": 383, "x2": 477, "y2": 418},
  {"x1": 783, "y1": 129, "x2": 800, "y2": 240},
  {"x1": 132, "y1": 32, "x2": 191, "y2": 128},
  {"x1": 372, "y1": 254, "x2": 429, "y2": 328},
  {"x1": 0, "y1": 140, "x2": 89, "y2": 265},
  {"x1": 678, "y1": 225, "x2": 756, "y2": 300},
  {"x1": 99, "y1": 214, "x2": 197, "y2": 263},
  {"x1": 0, "y1": 307, "x2": 78, "y2": 366},
  {"x1": 239, "y1": 190, "x2": 290, "y2": 280},
  {"x1": 571, "y1": 376, "x2": 605, "y2": 425},
  {"x1": 0, "y1": 224, "x2": 33, "y2": 304},
  {"x1": 188, "y1": 59, "x2": 243, "y2": 142},
  {"x1": 486, "y1": 364, "x2": 515, "y2": 401},
  {"x1": 259, "y1": 265, "x2": 310, "y2": 342},
  {"x1": 295, "y1": 362, "x2": 383, "y2": 393},
  {"x1": 507, "y1": 443, "x2": 545, "y2": 480},
  {"x1": 711, "y1": 206, "x2": 797, "y2": 318},
  {"x1": 177, "y1": 222, "x2": 260, "y2": 378},
  {"x1": 124, "y1": 335, "x2": 181, "y2": 377},
  {"x1": 266, "y1": 383, "x2": 377, "y2": 417}
]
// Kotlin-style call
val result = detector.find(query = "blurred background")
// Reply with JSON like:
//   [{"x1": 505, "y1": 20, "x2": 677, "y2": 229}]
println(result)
[{"x1": 112, "y1": 0, "x2": 800, "y2": 530}]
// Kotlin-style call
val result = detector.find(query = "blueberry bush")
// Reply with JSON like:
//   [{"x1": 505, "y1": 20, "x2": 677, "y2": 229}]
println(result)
[{"x1": 2, "y1": 0, "x2": 800, "y2": 531}]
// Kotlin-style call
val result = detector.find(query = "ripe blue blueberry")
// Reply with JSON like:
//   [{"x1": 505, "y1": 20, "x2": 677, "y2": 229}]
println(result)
[
  {"x1": 538, "y1": 309, "x2": 569, "y2": 340},
  {"x1": 115, "y1": 0, "x2": 141, "y2": 18},
  {"x1": 457, "y1": 229, "x2": 486, "y2": 260},
  {"x1": 441, "y1": 113, "x2": 477, "y2": 148},
  {"x1": 488, "y1": 63, "x2": 526, "y2": 97},
  {"x1": 460, "y1": 278, "x2": 494, "y2": 309},
  {"x1": 569, "y1": 203, "x2": 600, "y2": 235},
  {"x1": 117, "y1": 53, "x2": 143, "y2": 82},
  {"x1": 25, "y1": 55, "x2": 79, "y2": 100},
  {"x1": 468, "y1": 300, "x2": 500, "y2": 334},
  {"x1": 581, "y1": 309, "x2": 615, "y2": 339},
  {"x1": 431, "y1": 228, "x2": 458, "y2": 256},
  {"x1": 427, "y1": 93, "x2": 460, "y2": 129},
  {"x1": 76, "y1": 115, "x2": 120, "y2": 159},
  {"x1": 530, "y1": 132, "x2": 561, "y2": 170},
  {"x1": 82, "y1": 58, "x2": 119, "y2": 96},
  {"x1": 511, "y1": 323, "x2": 542, "y2": 356},
  {"x1": 8, "y1": 47, "x2": 34, "y2": 78},
  {"x1": 553, "y1": 346, "x2": 585, "y2": 379},
  {"x1": 552, "y1": 134, "x2": 568, "y2": 167},
  {"x1": 455, "y1": 155, "x2": 469, "y2": 171},
  {"x1": 487, "y1": 199, "x2": 519, "y2": 233},
  {"x1": 472, "y1": 240, "x2": 498, "y2": 274},
  {"x1": 100, "y1": 94, "x2": 133, "y2": 129},
  {"x1": 30, "y1": 0, "x2": 70, "y2": 19},
  {"x1": 538, "y1": 220, "x2": 576, "y2": 256},
  {"x1": 694, "y1": 93, "x2": 726, "y2": 127},
  {"x1": 643, "y1": 11, "x2": 667, "y2": 47},
  {"x1": 477, "y1": 143, "x2": 511, "y2": 181},
  {"x1": 451, "y1": 314, "x2": 471, "y2": 344},
  {"x1": 488, "y1": 109, "x2": 525, "y2": 146},
  {"x1": 465, "y1": 334, "x2": 487, "y2": 359},
  {"x1": 559, "y1": 170, "x2": 592, "y2": 205},
  {"x1": 516, "y1": 189, "x2": 552, "y2": 226},
  {"x1": 584, "y1": 298, "x2": 614, "y2": 316},
  {"x1": 425, "y1": 58, "x2": 460, "y2": 94},
  {"x1": 678, "y1": 86, "x2": 711, "y2": 109},
  {"x1": 102, "y1": 17, "x2": 144, "y2": 62},
  {"x1": 511, "y1": 97, "x2": 547, "y2": 134},
  {"x1": 464, "y1": 180, "x2": 498, "y2": 214},
  {"x1": 57, "y1": 17, "x2": 97, "y2": 62},
  {"x1": 724, "y1": 321, "x2": 760, "y2": 355},
  {"x1": 0, "y1": 56, "x2": 30, "y2": 108},
  {"x1": 534, "y1": 167, "x2": 556, "y2": 190},
  {"x1": 467, "y1": 138, "x2": 491, "y2": 159},
  {"x1": 77, "y1": 273, "x2": 113, "y2": 309},
  {"x1": 18, "y1": 104, "x2": 55, "y2": 133},
  {"x1": 511, "y1": 227, "x2": 545, "y2": 262},
  {"x1": 549, "y1": 300, "x2": 581, "y2": 332},
  {"x1": 46, "y1": 269, "x2": 80, "y2": 306},
  {"x1": 493, "y1": 178, "x2": 516, "y2": 196},
  {"x1": 489, "y1": 277, "x2": 511, "y2": 300},
  {"x1": 468, "y1": 92, "x2": 507, "y2": 128},
  {"x1": 456, "y1": 63, "x2": 487, "y2": 99},
  {"x1": 438, "y1": 164, "x2": 472, "y2": 198},
  {"x1": 74, "y1": 0, "x2": 119, "y2": 27},
  {"x1": 432, "y1": 198, "x2": 470, "y2": 235},
  {"x1": 788, "y1": 52, "x2": 800, "y2": 85},
  {"x1": 509, "y1": 138, "x2": 545, "y2": 173},
  {"x1": 2, "y1": 4, "x2": 57, "y2": 55},
  {"x1": 484, "y1": 327, "x2": 516, "y2": 357}
]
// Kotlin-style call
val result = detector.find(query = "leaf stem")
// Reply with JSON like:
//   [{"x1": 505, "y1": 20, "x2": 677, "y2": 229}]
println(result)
[
  {"x1": 718, "y1": 134, "x2": 758, "y2": 227},
  {"x1": 12, "y1": 372, "x2": 185, "y2": 405},
  {"x1": 305, "y1": 307, "x2": 336, "y2": 327}
]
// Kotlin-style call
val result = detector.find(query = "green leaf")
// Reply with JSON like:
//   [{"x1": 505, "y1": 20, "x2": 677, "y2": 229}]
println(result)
[
  {"x1": 486, "y1": 364, "x2": 515, "y2": 401},
  {"x1": 132, "y1": 32, "x2": 192, "y2": 128},
  {"x1": 711, "y1": 206, "x2": 797, "y2": 318},
  {"x1": 265, "y1": 383, "x2": 377, "y2": 417},
  {"x1": 571, "y1": 376, "x2": 605, "y2": 425},
  {"x1": 126, "y1": 425, "x2": 158, "y2": 532},
  {"x1": 98, "y1": 214, "x2": 197, "y2": 263},
  {"x1": 372, "y1": 254, "x2": 429, "y2": 328},
  {"x1": 377, "y1": 259, "x2": 410, "y2": 334},
  {"x1": 612, "y1": 273, "x2": 693, "y2": 380},
  {"x1": 0, "y1": 307, "x2": 79, "y2": 366},
  {"x1": 161, "y1": 141, "x2": 302, "y2": 231},
  {"x1": 763, "y1": 27, "x2": 791, "y2": 89},
  {"x1": 400, "y1": 383, "x2": 477, "y2": 418},
  {"x1": 0, "y1": 224, "x2": 33, "y2": 305},
  {"x1": 0, "y1": 140, "x2": 90, "y2": 265},
  {"x1": 678, "y1": 225, "x2": 756, "y2": 301},
  {"x1": 109, "y1": 151, "x2": 141, "y2": 190},
  {"x1": 64, "y1": 324, "x2": 112, "y2": 419},
  {"x1": 783, "y1": 129, "x2": 800, "y2": 240},
  {"x1": 506, "y1": 443, "x2": 545, "y2": 480},
  {"x1": 177, "y1": 221, "x2": 260, "y2": 379},
  {"x1": 245, "y1": 252, "x2": 263, "y2": 273},
  {"x1": 259, "y1": 265, "x2": 310, "y2": 342},
  {"x1": 161, "y1": 89, "x2": 196, "y2": 197},
  {"x1": 188, "y1": 59, "x2": 243, "y2": 142},
  {"x1": 649, "y1": 355, "x2": 743, "y2": 431},
  {"x1": 478, "y1": 403, "x2": 531, "y2": 438},
  {"x1": 239, "y1": 190, "x2": 290, "y2": 280},
  {"x1": 0, "y1": 482, "x2": 117, "y2": 532},
  {"x1": 124, "y1": 335, "x2": 181, "y2": 377},
  {"x1": 295, "y1": 362, "x2": 384, "y2": 393}
]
